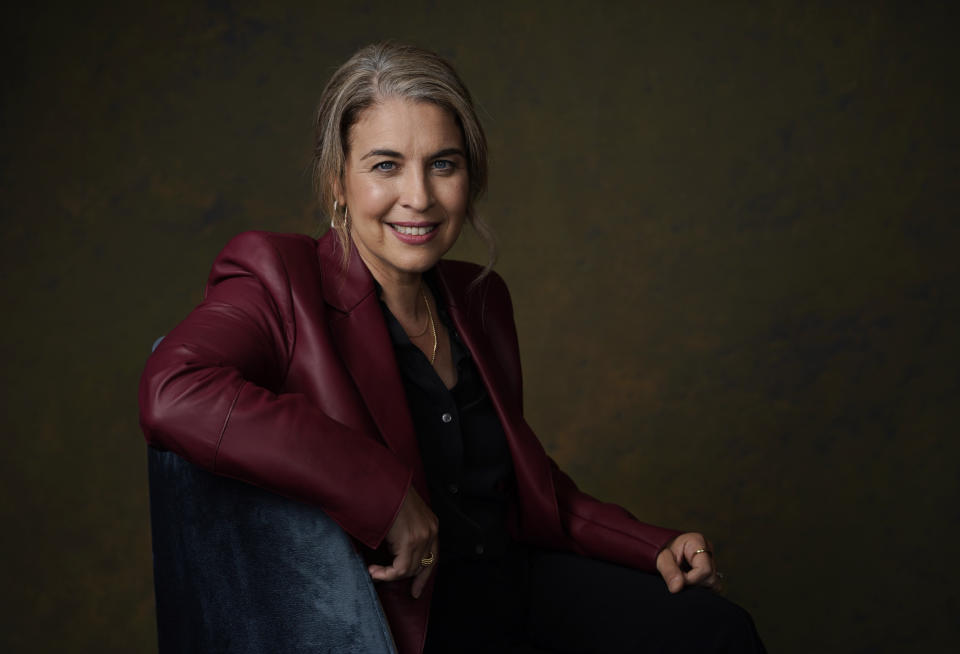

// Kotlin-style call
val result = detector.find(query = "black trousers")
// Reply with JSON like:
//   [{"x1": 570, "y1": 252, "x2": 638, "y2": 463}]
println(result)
[{"x1": 425, "y1": 547, "x2": 766, "y2": 654}]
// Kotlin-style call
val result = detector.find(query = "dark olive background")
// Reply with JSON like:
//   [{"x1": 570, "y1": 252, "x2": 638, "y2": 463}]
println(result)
[{"x1": 1, "y1": 1, "x2": 957, "y2": 652}]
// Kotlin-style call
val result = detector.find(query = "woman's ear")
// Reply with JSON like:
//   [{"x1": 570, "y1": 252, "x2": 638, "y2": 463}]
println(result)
[{"x1": 331, "y1": 176, "x2": 346, "y2": 207}]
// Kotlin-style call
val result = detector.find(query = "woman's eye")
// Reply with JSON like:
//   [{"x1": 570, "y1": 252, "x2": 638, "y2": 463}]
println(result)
[
  {"x1": 432, "y1": 159, "x2": 454, "y2": 171},
  {"x1": 374, "y1": 161, "x2": 396, "y2": 172}
]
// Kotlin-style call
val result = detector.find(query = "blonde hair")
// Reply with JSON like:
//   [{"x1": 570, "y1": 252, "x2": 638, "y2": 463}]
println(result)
[{"x1": 313, "y1": 42, "x2": 496, "y2": 273}]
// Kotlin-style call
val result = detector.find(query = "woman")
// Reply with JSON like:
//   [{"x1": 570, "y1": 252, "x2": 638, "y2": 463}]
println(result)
[{"x1": 140, "y1": 42, "x2": 764, "y2": 653}]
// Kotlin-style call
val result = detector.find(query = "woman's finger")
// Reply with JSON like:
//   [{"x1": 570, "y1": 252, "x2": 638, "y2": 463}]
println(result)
[
  {"x1": 411, "y1": 565, "x2": 432, "y2": 599},
  {"x1": 369, "y1": 557, "x2": 418, "y2": 582},
  {"x1": 411, "y1": 538, "x2": 438, "y2": 598},
  {"x1": 411, "y1": 552, "x2": 436, "y2": 598},
  {"x1": 683, "y1": 558, "x2": 714, "y2": 586},
  {"x1": 656, "y1": 546, "x2": 685, "y2": 594},
  {"x1": 368, "y1": 539, "x2": 419, "y2": 582},
  {"x1": 367, "y1": 562, "x2": 400, "y2": 582},
  {"x1": 682, "y1": 538, "x2": 716, "y2": 586}
]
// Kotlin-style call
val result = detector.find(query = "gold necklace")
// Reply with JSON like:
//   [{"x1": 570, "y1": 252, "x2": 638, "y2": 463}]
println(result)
[
  {"x1": 421, "y1": 285, "x2": 438, "y2": 365},
  {"x1": 406, "y1": 302, "x2": 430, "y2": 339}
]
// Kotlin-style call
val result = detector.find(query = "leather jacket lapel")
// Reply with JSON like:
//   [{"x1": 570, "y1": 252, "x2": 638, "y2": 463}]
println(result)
[{"x1": 317, "y1": 235, "x2": 427, "y2": 492}]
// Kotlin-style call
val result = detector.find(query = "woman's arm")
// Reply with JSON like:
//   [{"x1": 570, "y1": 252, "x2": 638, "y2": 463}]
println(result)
[
  {"x1": 139, "y1": 231, "x2": 412, "y2": 549},
  {"x1": 548, "y1": 458, "x2": 682, "y2": 572}
]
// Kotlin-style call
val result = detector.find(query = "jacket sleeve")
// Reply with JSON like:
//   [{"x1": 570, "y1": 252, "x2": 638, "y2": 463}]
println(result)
[
  {"x1": 548, "y1": 459, "x2": 682, "y2": 572},
  {"x1": 138, "y1": 231, "x2": 412, "y2": 549},
  {"x1": 485, "y1": 271, "x2": 682, "y2": 572}
]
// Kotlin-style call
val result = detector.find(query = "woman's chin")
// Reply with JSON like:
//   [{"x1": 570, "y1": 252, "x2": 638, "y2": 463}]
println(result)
[
  {"x1": 384, "y1": 239, "x2": 458, "y2": 274},
  {"x1": 393, "y1": 254, "x2": 443, "y2": 275}
]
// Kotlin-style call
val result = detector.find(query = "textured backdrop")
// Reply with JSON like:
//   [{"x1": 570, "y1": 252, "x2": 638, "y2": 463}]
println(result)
[{"x1": 1, "y1": 1, "x2": 957, "y2": 652}]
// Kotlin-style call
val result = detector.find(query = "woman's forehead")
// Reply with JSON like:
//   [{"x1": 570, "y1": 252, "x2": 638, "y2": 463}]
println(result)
[{"x1": 348, "y1": 98, "x2": 463, "y2": 156}]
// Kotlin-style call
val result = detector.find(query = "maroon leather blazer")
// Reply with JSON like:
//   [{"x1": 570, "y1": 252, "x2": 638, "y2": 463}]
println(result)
[{"x1": 139, "y1": 230, "x2": 681, "y2": 654}]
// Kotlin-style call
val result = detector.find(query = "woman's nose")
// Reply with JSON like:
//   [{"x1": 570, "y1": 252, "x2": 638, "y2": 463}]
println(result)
[{"x1": 399, "y1": 170, "x2": 433, "y2": 212}]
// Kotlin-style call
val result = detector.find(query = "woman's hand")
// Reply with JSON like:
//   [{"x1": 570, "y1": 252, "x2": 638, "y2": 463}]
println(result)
[
  {"x1": 367, "y1": 486, "x2": 439, "y2": 599},
  {"x1": 656, "y1": 532, "x2": 722, "y2": 594}
]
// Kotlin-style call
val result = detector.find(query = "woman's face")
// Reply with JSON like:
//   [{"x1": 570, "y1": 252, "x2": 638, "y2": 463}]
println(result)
[{"x1": 340, "y1": 97, "x2": 469, "y2": 286}]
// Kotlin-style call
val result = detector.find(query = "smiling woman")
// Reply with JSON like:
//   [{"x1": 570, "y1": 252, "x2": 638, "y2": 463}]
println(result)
[
  {"x1": 340, "y1": 99, "x2": 469, "y2": 284},
  {"x1": 313, "y1": 42, "x2": 492, "y2": 277},
  {"x1": 139, "y1": 42, "x2": 766, "y2": 653}
]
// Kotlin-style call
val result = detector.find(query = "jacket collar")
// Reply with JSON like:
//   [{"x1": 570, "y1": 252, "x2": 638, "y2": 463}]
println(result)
[{"x1": 317, "y1": 231, "x2": 376, "y2": 313}]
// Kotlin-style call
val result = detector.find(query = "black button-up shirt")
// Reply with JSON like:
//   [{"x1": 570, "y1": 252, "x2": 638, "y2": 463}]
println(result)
[{"x1": 378, "y1": 280, "x2": 515, "y2": 560}]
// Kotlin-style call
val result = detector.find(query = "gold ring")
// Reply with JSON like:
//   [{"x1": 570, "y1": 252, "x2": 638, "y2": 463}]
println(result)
[
  {"x1": 692, "y1": 548, "x2": 713, "y2": 557},
  {"x1": 420, "y1": 552, "x2": 435, "y2": 567}
]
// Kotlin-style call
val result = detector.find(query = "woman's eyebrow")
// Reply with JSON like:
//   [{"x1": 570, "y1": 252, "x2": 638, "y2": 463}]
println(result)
[
  {"x1": 359, "y1": 147, "x2": 466, "y2": 160},
  {"x1": 361, "y1": 148, "x2": 403, "y2": 160}
]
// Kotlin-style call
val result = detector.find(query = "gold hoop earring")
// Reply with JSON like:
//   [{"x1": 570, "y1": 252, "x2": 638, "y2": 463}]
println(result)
[{"x1": 332, "y1": 201, "x2": 349, "y2": 231}]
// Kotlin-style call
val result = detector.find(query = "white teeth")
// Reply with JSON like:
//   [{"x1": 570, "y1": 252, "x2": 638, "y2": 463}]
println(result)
[{"x1": 391, "y1": 224, "x2": 436, "y2": 236}]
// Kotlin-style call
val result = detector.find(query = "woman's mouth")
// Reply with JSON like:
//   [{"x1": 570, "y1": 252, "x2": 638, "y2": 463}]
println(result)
[
  {"x1": 389, "y1": 223, "x2": 437, "y2": 236},
  {"x1": 387, "y1": 222, "x2": 440, "y2": 245}
]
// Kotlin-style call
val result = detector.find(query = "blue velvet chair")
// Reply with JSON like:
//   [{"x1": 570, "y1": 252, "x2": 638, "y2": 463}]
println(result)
[{"x1": 146, "y1": 338, "x2": 397, "y2": 653}]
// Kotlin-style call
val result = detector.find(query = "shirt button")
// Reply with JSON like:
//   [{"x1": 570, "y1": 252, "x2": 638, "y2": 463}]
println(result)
[
  {"x1": 441, "y1": 412, "x2": 453, "y2": 423},
  {"x1": 447, "y1": 483, "x2": 459, "y2": 495},
  {"x1": 475, "y1": 544, "x2": 485, "y2": 555}
]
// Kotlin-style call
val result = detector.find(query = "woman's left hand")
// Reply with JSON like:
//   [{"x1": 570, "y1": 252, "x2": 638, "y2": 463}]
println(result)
[{"x1": 656, "y1": 532, "x2": 722, "y2": 594}]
